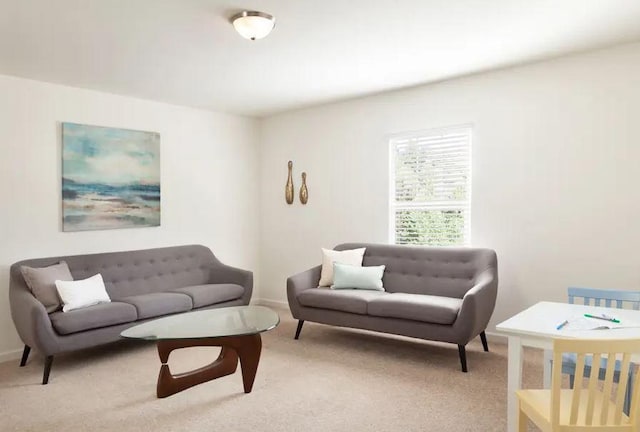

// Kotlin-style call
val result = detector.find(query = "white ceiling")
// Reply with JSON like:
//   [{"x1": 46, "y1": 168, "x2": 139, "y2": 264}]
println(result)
[{"x1": 2, "y1": 0, "x2": 640, "y2": 117}]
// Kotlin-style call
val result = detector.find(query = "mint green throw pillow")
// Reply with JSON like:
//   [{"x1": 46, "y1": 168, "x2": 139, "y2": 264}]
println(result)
[{"x1": 331, "y1": 263, "x2": 386, "y2": 291}]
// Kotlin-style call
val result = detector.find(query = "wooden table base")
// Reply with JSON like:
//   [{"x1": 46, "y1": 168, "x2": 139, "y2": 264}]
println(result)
[{"x1": 156, "y1": 333, "x2": 262, "y2": 398}]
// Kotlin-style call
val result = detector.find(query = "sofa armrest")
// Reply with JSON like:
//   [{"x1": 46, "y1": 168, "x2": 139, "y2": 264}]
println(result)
[
  {"x1": 453, "y1": 268, "x2": 498, "y2": 344},
  {"x1": 208, "y1": 264, "x2": 253, "y2": 305},
  {"x1": 9, "y1": 280, "x2": 60, "y2": 356},
  {"x1": 286, "y1": 265, "x2": 322, "y2": 318}
]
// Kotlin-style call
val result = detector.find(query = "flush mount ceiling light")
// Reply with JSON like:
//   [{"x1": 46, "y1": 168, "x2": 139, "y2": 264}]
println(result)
[{"x1": 231, "y1": 11, "x2": 275, "y2": 41}]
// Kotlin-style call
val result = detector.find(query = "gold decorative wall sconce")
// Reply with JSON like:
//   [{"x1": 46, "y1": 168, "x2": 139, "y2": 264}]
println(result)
[
  {"x1": 285, "y1": 160, "x2": 309, "y2": 205},
  {"x1": 299, "y1": 172, "x2": 308, "y2": 205},
  {"x1": 285, "y1": 160, "x2": 294, "y2": 204}
]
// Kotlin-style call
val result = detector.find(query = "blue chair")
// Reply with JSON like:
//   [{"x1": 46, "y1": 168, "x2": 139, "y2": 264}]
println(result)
[{"x1": 563, "y1": 287, "x2": 640, "y2": 415}]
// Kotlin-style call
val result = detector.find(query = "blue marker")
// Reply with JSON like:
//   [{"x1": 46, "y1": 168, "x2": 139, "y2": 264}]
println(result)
[{"x1": 556, "y1": 320, "x2": 569, "y2": 330}]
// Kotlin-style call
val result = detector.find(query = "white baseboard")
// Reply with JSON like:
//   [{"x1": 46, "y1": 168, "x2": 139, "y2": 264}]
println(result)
[
  {"x1": 250, "y1": 298, "x2": 289, "y2": 310},
  {"x1": 0, "y1": 348, "x2": 23, "y2": 364}
]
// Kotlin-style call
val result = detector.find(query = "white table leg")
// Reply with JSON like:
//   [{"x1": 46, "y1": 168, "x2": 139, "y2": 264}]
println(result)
[
  {"x1": 543, "y1": 349, "x2": 552, "y2": 388},
  {"x1": 507, "y1": 336, "x2": 523, "y2": 432}
]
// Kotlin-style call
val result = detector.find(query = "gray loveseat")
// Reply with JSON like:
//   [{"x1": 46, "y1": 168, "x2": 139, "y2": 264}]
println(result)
[
  {"x1": 287, "y1": 243, "x2": 498, "y2": 372},
  {"x1": 9, "y1": 244, "x2": 252, "y2": 384}
]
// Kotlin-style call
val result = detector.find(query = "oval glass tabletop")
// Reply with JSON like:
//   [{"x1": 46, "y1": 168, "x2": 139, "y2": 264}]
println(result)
[{"x1": 120, "y1": 305, "x2": 280, "y2": 340}]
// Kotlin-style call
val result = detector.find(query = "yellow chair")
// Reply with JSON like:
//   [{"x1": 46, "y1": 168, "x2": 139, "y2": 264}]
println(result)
[{"x1": 517, "y1": 338, "x2": 640, "y2": 431}]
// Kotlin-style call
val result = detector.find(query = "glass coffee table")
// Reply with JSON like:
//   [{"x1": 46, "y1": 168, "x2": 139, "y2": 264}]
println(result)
[{"x1": 121, "y1": 305, "x2": 279, "y2": 398}]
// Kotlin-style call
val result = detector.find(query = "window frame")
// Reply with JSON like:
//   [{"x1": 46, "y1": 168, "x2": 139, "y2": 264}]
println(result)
[{"x1": 388, "y1": 124, "x2": 473, "y2": 246}]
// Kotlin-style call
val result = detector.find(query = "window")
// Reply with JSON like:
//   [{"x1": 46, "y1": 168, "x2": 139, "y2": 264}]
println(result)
[{"x1": 389, "y1": 126, "x2": 471, "y2": 246}]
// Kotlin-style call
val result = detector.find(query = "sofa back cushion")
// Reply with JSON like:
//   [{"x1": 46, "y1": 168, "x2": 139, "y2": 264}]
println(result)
[
  {"x1": 12, "y1": 245, "x2": 215, "y2": 299},
  {"x1": 334, "y1": 243, "x2": 497, "y2": 299}
]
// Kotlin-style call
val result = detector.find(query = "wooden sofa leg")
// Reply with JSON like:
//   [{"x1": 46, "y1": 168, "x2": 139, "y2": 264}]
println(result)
[
  {"x1": 42, "y1": 356, "x2": 54, "y2": 385},
  {"x1": 458, "y1": 345, "x2": 468, "y2": 372},
  {"x1": 20, "y1": 345, "x2": 31, "y2": 367},
  {"x1": 480, "y1": 331, "x2": 489, "y2": 352},
  {"x1": 294, "y1": 320, "x2": 304, "y2": 340}
]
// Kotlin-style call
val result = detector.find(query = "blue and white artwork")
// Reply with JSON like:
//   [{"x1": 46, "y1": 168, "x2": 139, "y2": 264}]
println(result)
[{"x1": 62, "y1": 123, "x2": 161, "y2": 232}]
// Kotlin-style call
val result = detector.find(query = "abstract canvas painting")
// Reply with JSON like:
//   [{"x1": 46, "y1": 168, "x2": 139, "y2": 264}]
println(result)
[{"x1": 62, "y1": 123, "x2": 160, "y2": 232}]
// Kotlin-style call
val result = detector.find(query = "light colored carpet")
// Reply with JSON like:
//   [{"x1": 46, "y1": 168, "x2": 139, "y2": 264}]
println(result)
[{"x1": 0, "y1": 310, "x2": 543, "y2": 432}]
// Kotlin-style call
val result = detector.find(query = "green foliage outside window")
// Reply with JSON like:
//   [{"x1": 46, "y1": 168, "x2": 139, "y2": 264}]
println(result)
[{"x1": 395, "y1": 209, "x2": 465, "y2": 246}]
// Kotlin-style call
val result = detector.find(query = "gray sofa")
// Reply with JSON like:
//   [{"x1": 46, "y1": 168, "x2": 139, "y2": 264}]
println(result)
[
  {"x1": 9, "y1": 244, "x2": 252, "y2": 384},
  {"x1": 287, "y1": 243, "x2": 498, "y2": 372}
]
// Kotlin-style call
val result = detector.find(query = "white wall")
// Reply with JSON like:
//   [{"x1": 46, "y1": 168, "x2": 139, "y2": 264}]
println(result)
[
  {"x1": 3, "y1": 41, "x2": 640, "y2": 359},
  {"x1": 258, "y1": 42, "x2": 640, "y2": 331},
  {"x1": 0, "y1": 75, "x2": 259, "y2": 359}
]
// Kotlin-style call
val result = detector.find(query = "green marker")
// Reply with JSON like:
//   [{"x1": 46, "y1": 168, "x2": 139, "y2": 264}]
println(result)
[{"x1": 584, "y1": 313, "x2": 620, "y2": 323}]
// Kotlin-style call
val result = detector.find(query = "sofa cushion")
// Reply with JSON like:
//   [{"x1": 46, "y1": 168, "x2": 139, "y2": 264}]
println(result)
[
  {"x1": 169, "y1": 284, "x2": 244, "y2": 308},
  {"x1": 21, "y1": 261, "x2": 73, "y2": 313},
  {"x1": 118, "y1": 292, "x2": 193, "y2": 319},
  {"x1": 50, "y1": 301, "x2": 138, "y2": 335},
  {"x1": 298, "y1": 288, "x2": 386, "y2": 315},
  {"x1": 367, "y1": 293, "x2": 463, "y2": 325}
]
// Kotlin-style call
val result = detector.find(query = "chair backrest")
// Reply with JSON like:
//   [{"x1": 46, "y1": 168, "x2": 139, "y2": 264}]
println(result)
[
  {"x1": 551, "y1": 338, "x2": 640, "y2": 428},
  {"x1": 568, "y1": 287, "x2": 640, "y2": 310}
]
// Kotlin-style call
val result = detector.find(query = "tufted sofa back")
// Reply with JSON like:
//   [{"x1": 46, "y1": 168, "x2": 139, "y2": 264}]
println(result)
[
  {"x1": 335, "y1": 243, "x2": 497, "y2": 299},
  {"x1": 11, "y1": 245, "x2": 218, "y2": 299}
]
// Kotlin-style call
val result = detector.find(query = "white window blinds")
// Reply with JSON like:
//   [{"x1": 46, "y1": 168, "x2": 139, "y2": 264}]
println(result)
[{"x1": 390, "y1": 126, "x2": 471, "y2": 246}]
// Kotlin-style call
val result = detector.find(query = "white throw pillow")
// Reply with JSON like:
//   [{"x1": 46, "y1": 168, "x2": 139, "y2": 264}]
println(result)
[
  {"x1": 318, "y1": 248, "x2": 366, "y2": 287},
  {"x1": 55, "y1": 274, "x2": 111, "y2": 312}
]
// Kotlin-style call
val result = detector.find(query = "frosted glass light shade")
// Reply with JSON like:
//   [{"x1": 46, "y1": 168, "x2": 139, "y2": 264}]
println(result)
[{"x1": 232, "y1": 11, "x2": 275, "y2": 40}]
